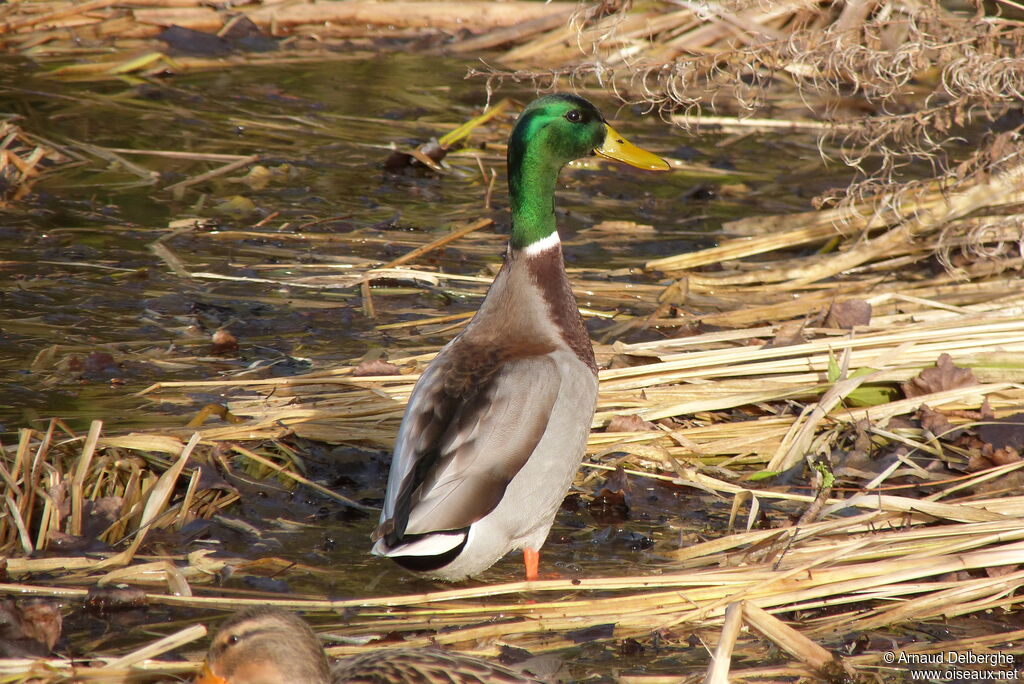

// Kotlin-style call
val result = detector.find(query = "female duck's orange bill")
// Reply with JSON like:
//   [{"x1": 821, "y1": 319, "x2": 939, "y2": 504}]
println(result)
[
  {"x1": 595, "y1": 124, "x2": 670, "y2": 171},
  {"x1": 195, "y1": 663, "x2": 228, "y2": 684}
]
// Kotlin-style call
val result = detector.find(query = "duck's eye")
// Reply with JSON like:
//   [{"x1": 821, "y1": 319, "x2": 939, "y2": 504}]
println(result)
[
  {"x1": 565, "y1": 109, "x2": 582, "y2": 123},
  {"x1": 226, "y1": 635, "x2": 240, "y2": 646}
]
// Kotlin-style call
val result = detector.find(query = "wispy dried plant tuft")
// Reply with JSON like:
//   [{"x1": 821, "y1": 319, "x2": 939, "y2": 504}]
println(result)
[{"x1": 475, "y1": 0, "x2": 1024, "y2": 256}]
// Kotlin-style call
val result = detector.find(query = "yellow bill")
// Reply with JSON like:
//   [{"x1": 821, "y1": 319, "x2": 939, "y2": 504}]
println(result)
[{"x1": 595, "y1": 124, "x2": 670, "y2": 171}]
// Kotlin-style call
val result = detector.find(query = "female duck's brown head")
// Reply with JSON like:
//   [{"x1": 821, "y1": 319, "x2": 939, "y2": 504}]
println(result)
[
  {"x1": 196, "y1": 607, "x2": 330, "y2": 684},
  {"x1": 197, "y1": 607, "x2": 546, "y2": 683}
]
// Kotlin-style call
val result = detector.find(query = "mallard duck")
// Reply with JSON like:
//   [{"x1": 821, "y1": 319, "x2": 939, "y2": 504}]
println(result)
[
  {"x1": 370, "y1": 94, "x2": 669, "y2": 581},
  {"x1": 195, "y1": 606, "x2": 544, "y2": 684}
]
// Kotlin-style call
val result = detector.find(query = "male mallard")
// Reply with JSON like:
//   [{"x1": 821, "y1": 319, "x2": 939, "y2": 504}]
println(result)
[
  {"x1": 195, "y1": 606, "x2": 543, "y2": 684},
  {"x1": 371, "y1": 94, "x2": 669, "y2": 581}
]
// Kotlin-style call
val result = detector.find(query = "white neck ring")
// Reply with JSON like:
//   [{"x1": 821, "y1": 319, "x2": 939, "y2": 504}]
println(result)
[{"x1": 521, "y1": 231, "x2": 561, "y2": 256}]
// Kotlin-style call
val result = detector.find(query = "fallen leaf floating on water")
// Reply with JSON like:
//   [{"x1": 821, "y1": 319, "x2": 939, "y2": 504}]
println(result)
[
  {"x1": 236, "y1": 164, "x2": 298, "y2": 190},
  {"x1": 902, "y1": 353, "x2": 977, "y2": 398},
  {"x1": 158, "y1": 25, "x2": 233, "y2": 56},
  {"x1": 620, "y1": 637, "x2": 645, "y2": 657},
  {"x1": 588, "y1": 465, "x2": 632, "y2": 524},
  {"x1": 221, "y1": 16, "x2": 279, "y2": 52},
  {"x1": 66, "y1": 351, "x2": 121, "y2": 381},
  {"x1": 384, "y1": 98, "x2": 510, "y2": 173}
]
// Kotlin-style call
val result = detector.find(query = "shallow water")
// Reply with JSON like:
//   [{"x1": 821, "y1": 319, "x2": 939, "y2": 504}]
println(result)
[
  {"x1": 0, "y1": 54, "x2": 836, "y2": 436},
  {"x1": 0, "y1": 53, "x2": 851, "y2": 677}
]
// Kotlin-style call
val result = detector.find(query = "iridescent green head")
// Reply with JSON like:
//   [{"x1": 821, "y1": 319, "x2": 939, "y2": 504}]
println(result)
[{"x1": 506, "y1": 94, "x2": 668, "y2": 250}]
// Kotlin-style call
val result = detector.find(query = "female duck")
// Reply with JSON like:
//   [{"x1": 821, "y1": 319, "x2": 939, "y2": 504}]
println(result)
[
  {"x1": 195, "y1": 606, "x2": 543, "y2": 684},
  {"x1": 371, "y1": 94, "x2": 668, "y2": 581}
]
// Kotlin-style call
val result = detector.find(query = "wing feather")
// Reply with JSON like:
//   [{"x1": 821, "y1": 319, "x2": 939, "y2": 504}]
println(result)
[{"x1": 374, "y1": 342, "x2": 561, "y2": 547}]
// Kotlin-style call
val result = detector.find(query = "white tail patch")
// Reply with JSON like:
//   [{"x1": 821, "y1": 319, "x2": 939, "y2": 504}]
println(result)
[
  {"x1": 522, "y1": 231, "x2": 561, "y2": 256},
  {"x1": 372, "y1": 531, "x2": 467, "y2": 558}
]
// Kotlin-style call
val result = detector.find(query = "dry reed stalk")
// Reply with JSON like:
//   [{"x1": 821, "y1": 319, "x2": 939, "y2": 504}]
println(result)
[
  {"x1": 741, "y1": 602, "x2": 837, "y2": 671},
  {"x1": 164, "y1": 153, "x2": 260, "y2": 193},
  {"x1": 502, "y1": 8, "x2": 678, "y2": 65},
  {"x1": 378, "y1": 218, "x2": 494, "y2": 270},
  {"x1": 702, "y1": 601, "x2": 742, "y2": 684},
  {"x1": 0, "y1": 0, "x2": 120, "y2": 33},
  {"x1": 134, "y1": 305, "x2": 1024, "y2": 466},
  {"x1": 1, "y1": 481, "x2": 1022, "y2": 679},
  {"x1": 447, "y1": 9, "x2": 575, "y2": 54},
  {"x1": 100, "y1": 623, "x2": 206, "y2": 670},
  {"x1": 0, "y1": 0, "x2": 575, "y2": 49},
  {"x1": 4, "y1": 13, "x2": 1024, "y2": 677},
  {"x1": 8, "y1": 505, "x2": 1022, "y2": 661},
  {"x1": 191, "y1": 1, "x2": 575, "y2": 33},
  {"x1": 648, "y1": 168, "x2": 1024, "y2": 281},
  {"x1": 69, "y1": 420, "x2": 103, "y2": 537},
  {"x1": 472, "y1": 0, "x2": 1024, "y2": 306}
]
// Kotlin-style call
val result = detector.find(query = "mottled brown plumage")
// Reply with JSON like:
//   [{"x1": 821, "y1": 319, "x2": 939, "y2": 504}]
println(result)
[{"x1": 195, "y1": 607, "x2": 544, "y2": 684}]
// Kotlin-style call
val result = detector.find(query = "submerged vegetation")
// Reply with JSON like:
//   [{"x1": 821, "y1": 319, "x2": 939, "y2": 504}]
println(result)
[{"x1": 2, "y1": 0, "x2": 1024, "y2": 682}]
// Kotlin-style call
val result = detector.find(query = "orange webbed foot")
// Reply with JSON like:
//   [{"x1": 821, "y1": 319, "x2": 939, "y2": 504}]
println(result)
[{"x1": 523, "y1": 548, "x2": 539, "y2": 581}]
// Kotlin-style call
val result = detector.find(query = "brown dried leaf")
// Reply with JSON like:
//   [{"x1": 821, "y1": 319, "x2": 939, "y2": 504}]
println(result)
[
  {"x1": 606, "y1": 414, "x2": 658, "y2": 432},
  {"x1": 968, "y1": 452, "x2": 993, "y2": 472},
  {"x1": 766, "y1": 320, "x2": 806, "y2": 348},
  {"x1": 968, "y1": 440, "x2": 1023, "y2": 472},
  {"x1": 902, "y1": 353, "x2": 977, "y2": 398},
  {"x1": 352, "y1": 358, "x2": 402, "y2": 376},
  {"x1": 981, "y1": 397, "x2": 995, "y2": 421},
  {"x1": 15, "y1": 600, "x2": 62, "y2": 650},
  {"x1": 825, "y1": 299, "x2": 872, "y2": 329},
  {"x1": 985, "y1": 564, "x2": 1019, "y2": 578},
  {"x1": 989, "y1": 445, "x2": 1022, "y2": 466},
  {"x1": 918, "y1": 405, "x2": 963, "y2": 441},
  {"x1": 589, "y1": 466, "x2": 631, "y2": 524},
  {"x1": 83, "y1": 496, "x2": 122, "y2": 538},
  {"x1": 0, "y1": 599, "x2": 62, "y2": 656}
]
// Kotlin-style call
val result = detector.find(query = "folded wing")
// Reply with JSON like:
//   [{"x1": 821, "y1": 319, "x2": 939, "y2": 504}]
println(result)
[{"x1": 373, "y1": 346, "x2": 561, "y2": 555}]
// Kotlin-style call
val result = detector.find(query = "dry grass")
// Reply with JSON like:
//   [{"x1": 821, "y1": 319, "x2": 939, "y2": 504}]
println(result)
[
  {"x1": 4, "y1": 420, "x2": 1024, "y2": 680},
  {"x1": 5, "y1": 200, "x2": 1024, "y2": 679},
  {"x1": 0, "y1": 0, "x2": 574, "y2": 80},
  {"x1": 3, "y1": 1, "x2": 1024, "y2": 681},
  {"x1": 479, "y1": 0, "x2": 1024, "y2": 255}
]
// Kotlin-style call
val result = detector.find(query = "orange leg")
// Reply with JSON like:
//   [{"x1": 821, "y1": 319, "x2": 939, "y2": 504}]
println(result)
[{"x1": 523, "y1": 547, "x2": 540, "y2": 581}]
